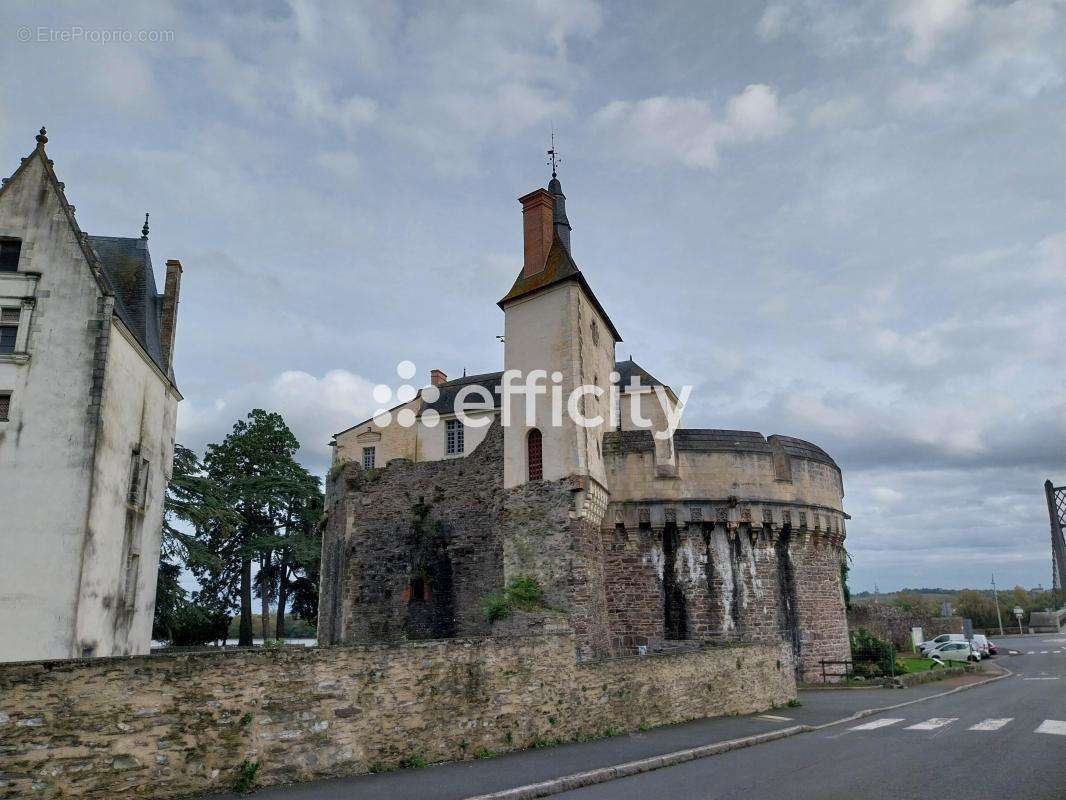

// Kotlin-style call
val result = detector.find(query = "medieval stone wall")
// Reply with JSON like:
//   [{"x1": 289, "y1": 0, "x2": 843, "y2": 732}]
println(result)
[
  {"x1": 0, "y1": 634, "x2": 794, "y2": 800},
  {"x1": 318, "y1": 420, "x2": 505, "y2": 645}
]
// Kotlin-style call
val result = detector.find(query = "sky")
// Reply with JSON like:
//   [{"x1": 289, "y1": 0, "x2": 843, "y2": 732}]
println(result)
[{"x1": 1, "y1": 0, "x2": 1063, "y2": 592}]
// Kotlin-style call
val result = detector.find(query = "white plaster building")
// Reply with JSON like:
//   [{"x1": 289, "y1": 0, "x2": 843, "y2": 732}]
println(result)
[{"x1": 0, "y1": 129, "x2": 183, "y2": 662}]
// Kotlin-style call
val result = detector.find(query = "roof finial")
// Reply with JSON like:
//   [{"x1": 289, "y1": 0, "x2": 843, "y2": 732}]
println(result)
[
  {"x1": 547, "y1": 128, "x2": 559, "y2": 178},
  {"x1": 35, "y1": 126, "x2": 48, "y2": 147},
  {"x1": 142, "y1": 212, "x2": 150, "y2": 239}
]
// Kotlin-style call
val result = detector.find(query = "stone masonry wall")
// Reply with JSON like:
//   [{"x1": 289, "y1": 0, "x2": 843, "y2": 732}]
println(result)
[
  {"x1": 790, "y1": 535, "x2": 850, "y2": 681},
  {"x1": 0, "y1": 634, "x2": 794, "y2": 800},
  {"x1": 319, "y1": 421, "x2": 505, "y2": 644}
]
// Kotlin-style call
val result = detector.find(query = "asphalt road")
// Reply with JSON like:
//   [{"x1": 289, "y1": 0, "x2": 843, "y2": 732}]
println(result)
[{"x1": 555, "y1": 633, "x2": 1066, "y2": 800}]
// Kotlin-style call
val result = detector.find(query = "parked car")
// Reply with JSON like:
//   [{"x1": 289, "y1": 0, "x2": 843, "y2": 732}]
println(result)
[
  {"x1": 972, "y1": 634, "x2": 991, "y2": 658},
  {"x1": 930, "y1": 640, "x2": 980, "y2": 663},
  {"x1": 919, "y1": 633, "x2": 966, "y2": 656},
  {"x1": 987, "y1": 639, "x2": 998, "y2": 655}
]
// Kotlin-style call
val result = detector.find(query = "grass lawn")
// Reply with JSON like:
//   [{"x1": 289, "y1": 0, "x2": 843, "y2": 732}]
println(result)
[{"x1": 897, "y1": 657, "x2": 940, "y2": 674}]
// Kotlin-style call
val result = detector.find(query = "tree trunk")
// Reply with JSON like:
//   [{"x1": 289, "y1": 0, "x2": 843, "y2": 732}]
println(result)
[
  {"x1": 260, "y1": 551, "x2": 271, "y2": 640},
  {"x1": 239, "y1": 553, "x2": 253, "y2": 647},
  {"x1": 275, "y1": 560, "x2": 289, "y2": 640}
]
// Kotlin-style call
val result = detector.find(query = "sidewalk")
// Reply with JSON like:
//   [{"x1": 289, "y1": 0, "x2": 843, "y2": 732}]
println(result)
[{"x1": 207, "y1": 667, "x2": 1003, "y2": 800}]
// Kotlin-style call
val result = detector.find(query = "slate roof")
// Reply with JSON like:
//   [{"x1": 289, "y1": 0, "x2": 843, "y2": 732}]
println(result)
[
  {"x1": 603, "y1": 428, "x2": 839, "y2": 470},
  {"x1": 422, "y1": 371, "x2": 504, "y2": 414},
  {"x1": 614, "y1": 358, "x2": 666, "y2": 390},
  {"x1": 87, "y1": 235, "x2": 168, "y2": 375},
  {"x1": 497, "y1": 233, "x2": 622, "y2": 342},
  {"x1": 767, "y1": 435, "x2": 839, "y2": 469}
]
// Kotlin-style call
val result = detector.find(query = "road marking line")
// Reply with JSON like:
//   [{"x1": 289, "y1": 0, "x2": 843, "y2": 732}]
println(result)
[
  {"x1": 1040, "y1": 651, "x2": 1049, "y2": 654},
  {"x1": 1023, "y1": 676, "x2": 1059, "y2": 680},
  {"x1": 905, "y1": 718, "x2": 957, "y2": 731},
  {"x1": 757, "y1": 714, "x2": 792, "y2": 721},
  {"x1": 1028, "y1": 651, "x2": 1036, "y2": 654},
  {"x1": 968, "y1": 718, "x2": 1012, "y2": 731},
  {"x1": 850, "y1": 718, "x2": 905, "y2": 731},
  {"x1": 1055, "y1": 650, "x2": 1062, "y2": 654},
  {"x1": 1035, "y1": 720, "x2": 1066, "y2": 736}
]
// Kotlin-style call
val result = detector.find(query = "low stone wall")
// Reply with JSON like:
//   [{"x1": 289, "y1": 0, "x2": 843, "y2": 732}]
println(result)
[{"x1": 0, "y1": 633, "x2": 794, "y2": 799}]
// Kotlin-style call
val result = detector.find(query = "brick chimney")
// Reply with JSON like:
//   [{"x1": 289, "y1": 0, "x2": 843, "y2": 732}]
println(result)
[
  {"x1": 430, "y1": 369, "x2": 448, "y2": 387},
  {"x1": 519, "y1": 188, "x2": 555, "y2": 277},
  {"x1": 160, "y1": 259, "x2": 182, "y2": 376}
]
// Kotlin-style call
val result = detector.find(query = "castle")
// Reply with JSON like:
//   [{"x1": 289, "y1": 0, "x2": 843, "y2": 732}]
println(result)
[
  {"x1": 320, "y1": 172, "x2": 849, "y2": 680},
  {"x1": 0, "y1": 131, "x2": 182, "y2": 661}
]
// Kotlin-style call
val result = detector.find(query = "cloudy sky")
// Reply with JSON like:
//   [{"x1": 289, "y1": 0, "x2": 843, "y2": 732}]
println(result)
[{"x1": 2, "y1": 0, "x2": 1062, "y2": 591}]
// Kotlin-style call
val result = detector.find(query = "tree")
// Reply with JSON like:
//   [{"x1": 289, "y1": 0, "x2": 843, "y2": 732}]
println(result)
[
  {"x1": 154, "y1": 444, "x2": 236, "y2": 644},
  {"x1": 201, "y1": 410, "x2": 322, "y2": 647}
]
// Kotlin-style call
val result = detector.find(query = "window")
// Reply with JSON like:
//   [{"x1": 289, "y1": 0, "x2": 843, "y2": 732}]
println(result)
[
  {"x1": 123, "y1": 552, "x2": 140, "y2": 604},
  {"x1": 591, "y1": 319, "x2": 599, "y2": 345},
  {"x1": 527, "y1": 428, "x2": 543, "y2": 481},
  {"x1": 127, "y1": 452, "x2": 149, "y2": 509},
  {"x1": 0, "y1": 240, "x2": 20, "y2": 272},
  {"x1": 0, "y1": 392, "x2": 10, "y2": 421},
  {"x1": 362, "y1": 446, "x2": 376, "y2": 469},
  {"x1": 0, "y1": 307, "x2": 19, "y2": 355},
  {"x1": 408, "y1": 575, "x2": 426, "y2": 604},
  {"x1": 446, "y1": 418, "x2": 464, "y2": 455}
]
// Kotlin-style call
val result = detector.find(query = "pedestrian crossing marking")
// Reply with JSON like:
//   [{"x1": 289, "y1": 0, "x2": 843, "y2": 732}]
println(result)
[
  {"x1": 968, "y1": 718, "x2": 1012, "y2": 731},
  {"x1": 905, "y1": 718, "x2": 957, "y2": 731},
  {"x1": 850, "y1": 718, "x2": 904, "y2": 731},
  {"x1": 1035, "y1": 720, "x2": 1066, "y2": 736},
  {"x1": 1040, "y1": 651, "x2": 1049, "y2": 654},
  {"x1": 1028, "y1": 651, "x2": 1036, "y2": 654}
]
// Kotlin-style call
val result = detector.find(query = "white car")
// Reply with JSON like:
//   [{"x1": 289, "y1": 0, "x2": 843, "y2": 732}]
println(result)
[
  {"x1": 919, "y1": 634, "x2": 966, "y2": 656},
  {"x1": 971, "y1": 634, "x2": 991, "y2": 658},
  {"x1": 929, "y1": 640, "x2": 980, "y2": 663}
]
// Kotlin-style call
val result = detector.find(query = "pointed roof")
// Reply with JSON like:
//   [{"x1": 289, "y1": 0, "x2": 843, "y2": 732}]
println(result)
[
  {"x1": 0, "y1": 131, "x2": 175, "y2": 386},
  {"x1": 614, "y1": 358, "x2": 666, "y2": 390},
  {"x1": 86, "y1": 235, "x2": 167, "y2": 374},
  {"x1": 497, "y1": 233, "x2": 622, "y2": 341}
]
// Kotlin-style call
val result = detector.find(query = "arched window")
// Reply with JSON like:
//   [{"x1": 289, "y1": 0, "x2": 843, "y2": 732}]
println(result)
[{"x1": 527, "y1": 428, "x2": 543, "y2": 482}]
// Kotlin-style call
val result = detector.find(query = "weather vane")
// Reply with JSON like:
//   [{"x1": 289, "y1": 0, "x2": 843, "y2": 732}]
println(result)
[{"x1": 547, "y1": 129, "x2": 560, "y2": 178}]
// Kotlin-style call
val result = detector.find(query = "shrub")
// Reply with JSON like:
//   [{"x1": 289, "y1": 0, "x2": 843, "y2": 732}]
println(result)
[
  {"x1": 850, "y1": 627, "x2": 896, "y2": 678},
  {"x1": 482, "y1": 577, "x2": 545, "y2": 623},
  {"x1": 233, "y1": 760, "x2": 260, "y2": 794}
]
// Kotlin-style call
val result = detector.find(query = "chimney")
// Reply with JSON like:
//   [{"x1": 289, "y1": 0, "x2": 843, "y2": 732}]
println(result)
[
  {"x1": 519, "y1": 188, "x2": 555, "y2": 277},
  {"x1": 430, "y1": 369, "x2": 448, "y2": 387},
  {"x1": 160, "y1": 259, "x2": 182, "y2": 376}
]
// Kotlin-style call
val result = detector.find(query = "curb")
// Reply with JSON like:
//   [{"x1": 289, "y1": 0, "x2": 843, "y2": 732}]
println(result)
[{"x1": 462, "y1": 664, "x2": 1012, "y2": 800}]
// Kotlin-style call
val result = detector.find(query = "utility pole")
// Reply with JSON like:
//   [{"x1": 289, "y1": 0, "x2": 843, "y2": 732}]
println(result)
[{"x1": 992, "y1": 573, "x2": 1004, "y2": 637}]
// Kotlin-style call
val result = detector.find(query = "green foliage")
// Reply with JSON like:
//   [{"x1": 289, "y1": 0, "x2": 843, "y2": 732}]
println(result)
[
  {"x1": 786, "y1": 698, "x2": 802, "y2": 708},
  {"x1": 398, "y1": 755, "x2": 427, "y2": 769},
  {"x1": 233, "y1": 760, "x2": 260, "y2": 794},
  {"x1": 840, "y1": 548, "x2": 852, "y2": 611},
  {"x1": 481, "y1": 577, "x2": 545, "y2": 623},
  {"x1": 483, "y1": 593, "x2": 510, "y2": 623},
  {"x1": 850, "y1": 627, "x2": 896, "y2": 678},
  {"x1": 154, "y1": 411, "x2": 325, "y2": 650},
  {"x1": 888, "y1": 592, "x2": 938, "y2": 617},
  {"x1": 162, "y1": 603, "x2": 230, "y2": 647},
  {"x1": 504, "y1": 577, "x2": 544, "y2": 608}
]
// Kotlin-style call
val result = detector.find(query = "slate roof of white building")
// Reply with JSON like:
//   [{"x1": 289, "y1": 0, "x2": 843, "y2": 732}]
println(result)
[{"x1": 87, "y1": 235, "x2": 168, "y2": 375}]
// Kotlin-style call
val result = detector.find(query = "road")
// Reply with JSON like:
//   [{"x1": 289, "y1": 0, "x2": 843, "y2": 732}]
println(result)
[{"x1": 555, "y1": 633, "x2": 1066, "y2": 800}]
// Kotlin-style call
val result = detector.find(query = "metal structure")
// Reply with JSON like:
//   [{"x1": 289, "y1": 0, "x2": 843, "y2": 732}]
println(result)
[{"x1": 1046, "y1": 480, "x2": 1066, "y2": 603}]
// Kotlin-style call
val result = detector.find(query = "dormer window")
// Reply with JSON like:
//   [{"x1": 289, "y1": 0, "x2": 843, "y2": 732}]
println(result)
[{"x1": 0, "y1": 240, "x2": 21, "y2": 272}]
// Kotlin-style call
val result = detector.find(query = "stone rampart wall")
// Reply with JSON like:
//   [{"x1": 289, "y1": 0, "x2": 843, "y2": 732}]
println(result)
[{"x1": 0, "y1": 634, "x2": 794, "y2": 799}]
